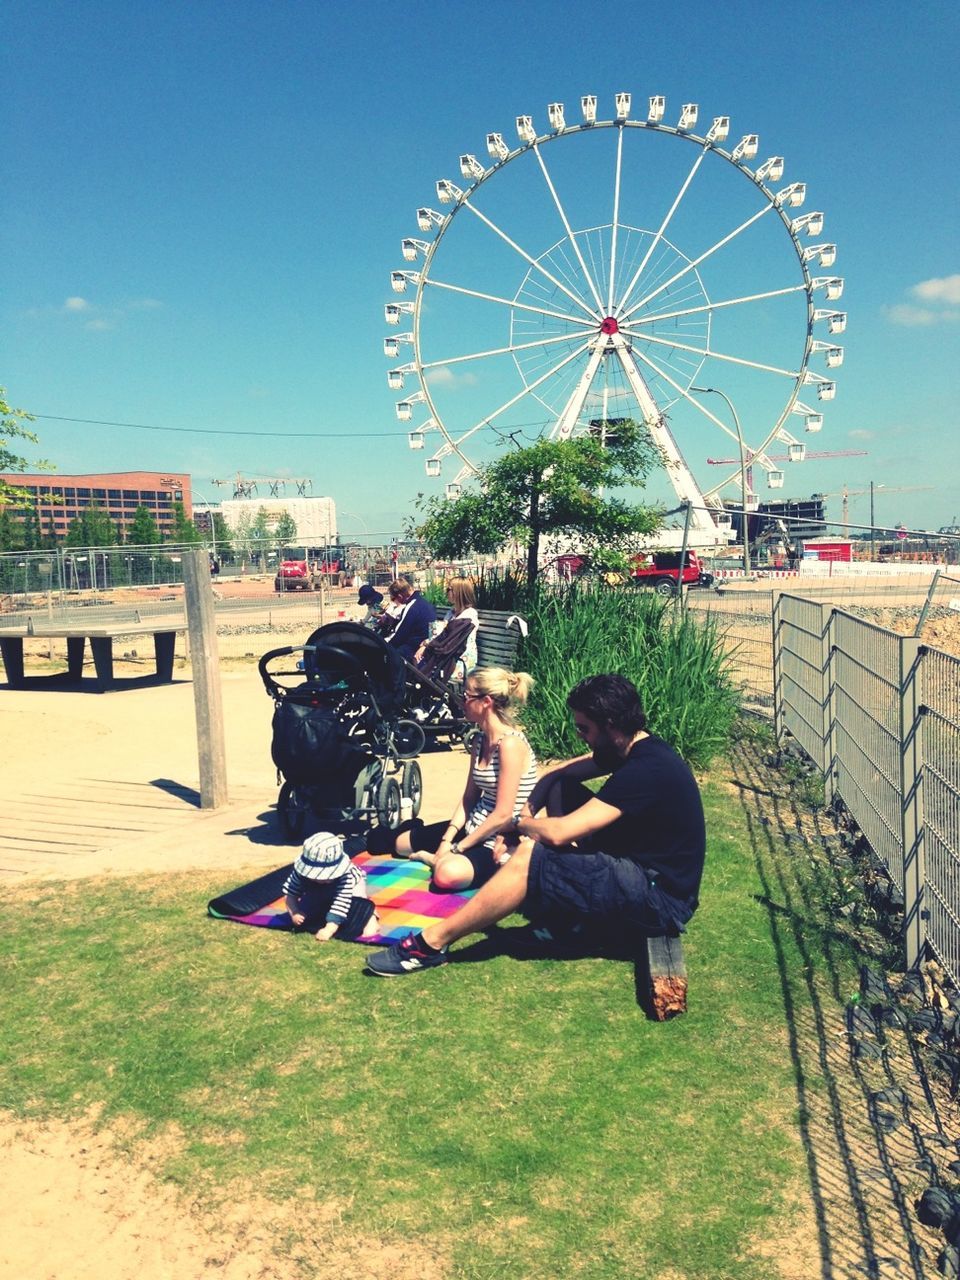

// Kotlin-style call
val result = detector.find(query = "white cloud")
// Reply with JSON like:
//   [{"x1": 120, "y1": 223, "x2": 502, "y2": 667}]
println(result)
[
  {"x1": 849, "y1": 429, "x2": 873, "y2": 440},
  {"x1": 883, "y1": 303, "x2": 959, "y2": 327},
  {"x1": 54, "y1": 294, "x2": 163, "y2": 329},
  {"x1": 886, "y1": 274, "x2": 960, "y2": 326},
  {"x1": 912, "y1": 274, "x2": 960, "y2": 305},
  {"x1": 425, "y1": 365, "x2": 478, "y2": 389}
]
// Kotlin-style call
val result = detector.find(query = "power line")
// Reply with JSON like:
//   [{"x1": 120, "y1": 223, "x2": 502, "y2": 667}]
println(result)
[
  {"x1": 33, "y1": 413, "x2": 557, "y2": 439},
  {"x1": 34, "y1": 414, "x2": 399, "y2": 438}
]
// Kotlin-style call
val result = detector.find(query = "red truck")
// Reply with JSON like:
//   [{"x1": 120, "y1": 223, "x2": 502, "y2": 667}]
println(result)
[
  {"x1": 630, "y1": 550, "x2": 714, "y2": 596},
  {"x1": 274, "y1": 560, "x2": 319, "y2": 592}
]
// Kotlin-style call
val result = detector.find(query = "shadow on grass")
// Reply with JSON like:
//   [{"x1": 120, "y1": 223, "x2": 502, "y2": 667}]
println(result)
[
  {"x1": 440, "y1": 924, "x2": 669, "y2": 1020},
  {"x1": 729, "y1": 738, "x2": 935, "y2": 1280}
]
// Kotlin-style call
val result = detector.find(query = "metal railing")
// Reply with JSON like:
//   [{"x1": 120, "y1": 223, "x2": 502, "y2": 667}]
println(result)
[{"x1": 774, "y1": 593, "x2": 960, "y2": 980}]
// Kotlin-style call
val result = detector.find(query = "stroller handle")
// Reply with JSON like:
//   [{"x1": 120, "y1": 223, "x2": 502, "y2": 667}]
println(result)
[{"x1": 258, "y1": 645, "x2": 297, "y2": 685}]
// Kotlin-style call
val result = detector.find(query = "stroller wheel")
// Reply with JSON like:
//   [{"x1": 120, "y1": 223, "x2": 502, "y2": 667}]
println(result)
[
  {"x1": 377, "y1": 776, "x2": 403, "y2": 830},
  {"x1": 459, "y1": 724, "x2": 480, "y2": 752},
  {"x1": 401, "y1": 760, "x2": 423, "y2": 818},
  {"x1": 393, "y1": 718, "x2": 426, "y2": 761},
  {"x1": 278, "y1": 781, "x2": 307, "y2": 843}
]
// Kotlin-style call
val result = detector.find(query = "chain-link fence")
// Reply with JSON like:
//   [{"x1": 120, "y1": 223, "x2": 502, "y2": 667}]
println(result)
[{"x1": 774, "y1": 592, "x2": 960, "y2": 982}]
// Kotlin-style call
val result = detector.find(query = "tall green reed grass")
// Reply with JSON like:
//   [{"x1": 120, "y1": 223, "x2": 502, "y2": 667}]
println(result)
[{"x1": 476, "y1": 575, "x2": 738, "y2": 769}]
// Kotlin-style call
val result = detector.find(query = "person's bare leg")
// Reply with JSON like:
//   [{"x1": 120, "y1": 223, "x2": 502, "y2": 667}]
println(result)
[
  {"x1": 420, "y1": 845, "x2": 533, "y2": 950},
  {"x1": 430, "y1": 852, "x2": 475, "y2": 892}
]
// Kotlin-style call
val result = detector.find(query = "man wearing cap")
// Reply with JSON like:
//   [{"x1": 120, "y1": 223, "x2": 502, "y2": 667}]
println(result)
[
  {"x1": 357, "y1": 583, "x2": 384, "y2": 626},
  {"x1": 284, "y1": 832, "x2": 378, "y2": 942}
]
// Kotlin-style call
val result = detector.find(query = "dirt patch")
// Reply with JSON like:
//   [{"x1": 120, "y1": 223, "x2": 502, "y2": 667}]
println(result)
[{"x1": 0, "y1": 1110, "x2": 448, "y2": 1280}]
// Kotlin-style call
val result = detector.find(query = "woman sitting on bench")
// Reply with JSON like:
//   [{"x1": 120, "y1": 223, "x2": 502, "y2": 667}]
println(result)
[{"x1": 414, "y1": 576, "x2": 479, "y2": 678}]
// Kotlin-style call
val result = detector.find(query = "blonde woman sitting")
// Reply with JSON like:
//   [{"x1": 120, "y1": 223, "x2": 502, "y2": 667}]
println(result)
[
  {"x1": 371, "y1": 668, "x2": 537, "y2": 891},
  {"x1": 414, "y1": 575, "x2": 479, "y2": 675}
]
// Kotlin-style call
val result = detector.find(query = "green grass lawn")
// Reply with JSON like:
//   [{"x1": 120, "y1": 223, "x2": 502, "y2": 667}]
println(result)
[{"x1": 0, "y1": 761, "x2": 875, "y2": 1280}]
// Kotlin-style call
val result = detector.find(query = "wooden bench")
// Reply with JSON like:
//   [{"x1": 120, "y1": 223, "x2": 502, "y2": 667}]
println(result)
[
  {"x1": 0, "y1": 618, "x2": 186, "y2": 692},
  {"x1": 637, "y1": 934, "x2": 687, "y2": 1020},
  {"x1": 475, "y1": 609, "x2": 528, "y2": 670},
  {"x1": 435, "y1": 607, "x2": 528, "y2": 671}
]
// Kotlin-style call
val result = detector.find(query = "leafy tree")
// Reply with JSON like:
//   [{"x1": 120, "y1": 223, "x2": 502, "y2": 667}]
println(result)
[
  {"x1": 171, "y1": 499, "x2": 200, "y2": 544},
  {"x1": 211, "y1": 512, "x2": 232, "y2": 560},
  {"x1": 127, "y1": 505, "x2": 162, "y2": 546},
  {"x1": 65, "y1": 502, "x2": 118, "y2": 548},
  {"x1": 229, "y1": 508, "x2": 253, "y2": 568},
  {"x1": 1, "y1": 386, "x2": 53, "y2": 505},
  {"x1": 274, "y1": 511, "x2": 298, "y2": 552},
  {"x1": 415, "y1": 421, "x2": 663, "y2": 585},
  {"x1": 20, "y1": 503, "x2": 41, "y2": 551},
  {"x1": 250, "y1": 506, "x2": 272, "y2": 571},
  {"x1": 0, "y1": 506, "x2": 18, "y2": 551}
]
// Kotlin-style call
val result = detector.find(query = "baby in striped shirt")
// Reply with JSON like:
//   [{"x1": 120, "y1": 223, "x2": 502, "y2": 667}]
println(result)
[{"x1": 283, "y1": 832, "x2": 378, "y2": 942}]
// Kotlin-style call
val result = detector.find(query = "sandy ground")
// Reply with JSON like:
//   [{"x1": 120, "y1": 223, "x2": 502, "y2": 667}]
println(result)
[{"x1": 0, "y1": 665, "x2": 465, "y2": 1279}]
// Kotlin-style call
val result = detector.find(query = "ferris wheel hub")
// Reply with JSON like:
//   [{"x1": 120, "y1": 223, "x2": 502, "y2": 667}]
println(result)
[{"x1": 600, "y1": 316, "x2": 620, "y2": 335}]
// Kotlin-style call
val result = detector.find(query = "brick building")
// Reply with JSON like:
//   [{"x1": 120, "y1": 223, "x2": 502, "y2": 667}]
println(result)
[{"x1": 0, "y1": 471, "x2": 193, "y2": 542}]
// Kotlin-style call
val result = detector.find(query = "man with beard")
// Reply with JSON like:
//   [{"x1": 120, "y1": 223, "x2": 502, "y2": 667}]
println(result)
[{"x1": 366, "y1": 673, "x2": 705, "y2": 976}]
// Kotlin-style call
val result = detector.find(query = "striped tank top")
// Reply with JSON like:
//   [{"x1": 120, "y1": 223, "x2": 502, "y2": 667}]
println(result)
[{"x1": 465, "y1": 729, "x2": 538, "y2": 844}]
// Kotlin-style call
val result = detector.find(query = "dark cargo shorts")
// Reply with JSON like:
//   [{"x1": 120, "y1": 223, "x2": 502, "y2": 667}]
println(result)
[{"x1": 525, "y1": 843, "x2": 690, "y2": 936}]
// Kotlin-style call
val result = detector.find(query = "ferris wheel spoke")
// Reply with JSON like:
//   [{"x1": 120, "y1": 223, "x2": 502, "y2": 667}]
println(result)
[
  {"x1": 614, "y1": 146, "x2": 709, "y2": 320},
  {"x1": 531, "y1": 143, "x2": 605, "y2": 313},
  {"x1": 620, "y1": 203, "x2": 773, "y2": 323},
  {"x1": 621, "y1": 329, "x2": 803, "y2": 380},
  {"x1": 460, "y1": 196, "x2": 599, "y2": 321},
  {"x1": 420, "y1": 330, "x2": 593, "y2": 370},
  {"x1": 607, "y1": 127, "x2": 625, "y2": 314},
  {"x1": 425, "y1": 278, "x2": 595, "y2": 330},
  {"x1": 629, "y1": 283, "x2": 808, "y2": 328},
  {"x1": 442, "y1": 340, "x2": 594, "y2": 466},
  {"x1": 625, "y1": 344, "x2": 740, "y2": 447}
]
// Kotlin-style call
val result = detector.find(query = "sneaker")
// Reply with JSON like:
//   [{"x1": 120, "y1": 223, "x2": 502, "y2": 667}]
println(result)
[{"x1": 365, "y1": 931, "x2": 449, "y2": 976}]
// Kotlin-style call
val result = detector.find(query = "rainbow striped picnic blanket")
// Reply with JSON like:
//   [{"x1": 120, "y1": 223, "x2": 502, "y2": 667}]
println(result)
[{"x1": 207, "y1": 853, "x2": 474, "y2": 945}]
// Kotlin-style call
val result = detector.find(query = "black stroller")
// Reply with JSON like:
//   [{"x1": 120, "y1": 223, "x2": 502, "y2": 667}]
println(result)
[
  {"x1": 401, "y1": 614, "x2": 477, "y2": 748},
  {"x1": 258, "y1": 621, "x2": 426, "y2": 842}
]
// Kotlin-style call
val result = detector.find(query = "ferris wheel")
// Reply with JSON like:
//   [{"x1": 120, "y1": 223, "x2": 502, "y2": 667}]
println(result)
[{"x1": 384, "y1": 93, "x2": 845, "y2": 540}]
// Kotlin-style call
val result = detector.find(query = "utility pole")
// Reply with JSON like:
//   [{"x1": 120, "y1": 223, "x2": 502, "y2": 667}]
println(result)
[
  {"x1": 693, "y1": 386, "x2": 750, "y2": 574},
  {"x1": 870, "y1": 480, "x2": 875, "y2": 561}
]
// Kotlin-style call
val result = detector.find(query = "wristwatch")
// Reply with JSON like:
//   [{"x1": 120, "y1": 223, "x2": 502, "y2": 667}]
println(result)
[{"x1": 450, "y1": 841, "x2": 462, "y2": 856}]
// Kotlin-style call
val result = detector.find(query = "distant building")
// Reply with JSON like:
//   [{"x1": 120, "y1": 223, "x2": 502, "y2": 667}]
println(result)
[
  {"x1": 0, "y1": 470, "x2": 192, "y2": 542},
  {"x1": 220, "y1": 495, "x2": 337, "y2": 546},
  {"x1": 722, "y1": 495, "x2": 826, "y2": 546}
]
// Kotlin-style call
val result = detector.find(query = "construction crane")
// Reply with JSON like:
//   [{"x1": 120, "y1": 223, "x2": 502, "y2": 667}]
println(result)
[
  {"x1": 813, "y1": 483, "x2": 933, "y2": 531},
  {"x1": 706, "y1": 448, "x2": 867, "y2": 494},
  {"x1": 211, "y1": 473, "x2": 313, "y2": 500}
]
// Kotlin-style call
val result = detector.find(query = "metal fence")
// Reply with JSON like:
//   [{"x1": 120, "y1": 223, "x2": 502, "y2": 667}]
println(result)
[{"x1": 774, "y1": 592, "x2": 960, "y2": 981}]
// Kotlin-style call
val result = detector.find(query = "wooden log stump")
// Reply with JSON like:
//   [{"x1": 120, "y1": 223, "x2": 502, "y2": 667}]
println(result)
[{"x1": 645, "y1": 934, "x2": 687, "y2": 1021}]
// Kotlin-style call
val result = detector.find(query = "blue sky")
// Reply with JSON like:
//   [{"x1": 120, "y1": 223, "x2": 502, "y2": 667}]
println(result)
[{"x1": 4, "y1": 0, "x2": 958, "y2": 540}]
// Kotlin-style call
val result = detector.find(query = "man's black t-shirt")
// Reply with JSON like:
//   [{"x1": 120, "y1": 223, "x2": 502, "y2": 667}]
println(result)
[{"x1": 589, "y1": 734, "x2": 705, "y2": 906}]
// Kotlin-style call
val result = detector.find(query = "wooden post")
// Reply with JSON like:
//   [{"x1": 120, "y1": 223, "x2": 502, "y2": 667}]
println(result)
[
  {"x1": 638, "y1": 935, "x2": 687, "y2": 1020},
  {"x1": 183, "y1": 548, "x2": 228, "y2": 809}
]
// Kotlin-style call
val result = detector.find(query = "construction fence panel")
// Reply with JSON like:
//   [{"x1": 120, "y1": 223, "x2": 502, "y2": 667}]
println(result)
[
  {"x1": 831, "y1": 611, "x2": 905, "y2": 891},
  {"x1": 920, "y1": 648, "x2": 960, "y2": 987},
  {"x1": 773, "y1": 594, "x2": 830, "y2": 773}
]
